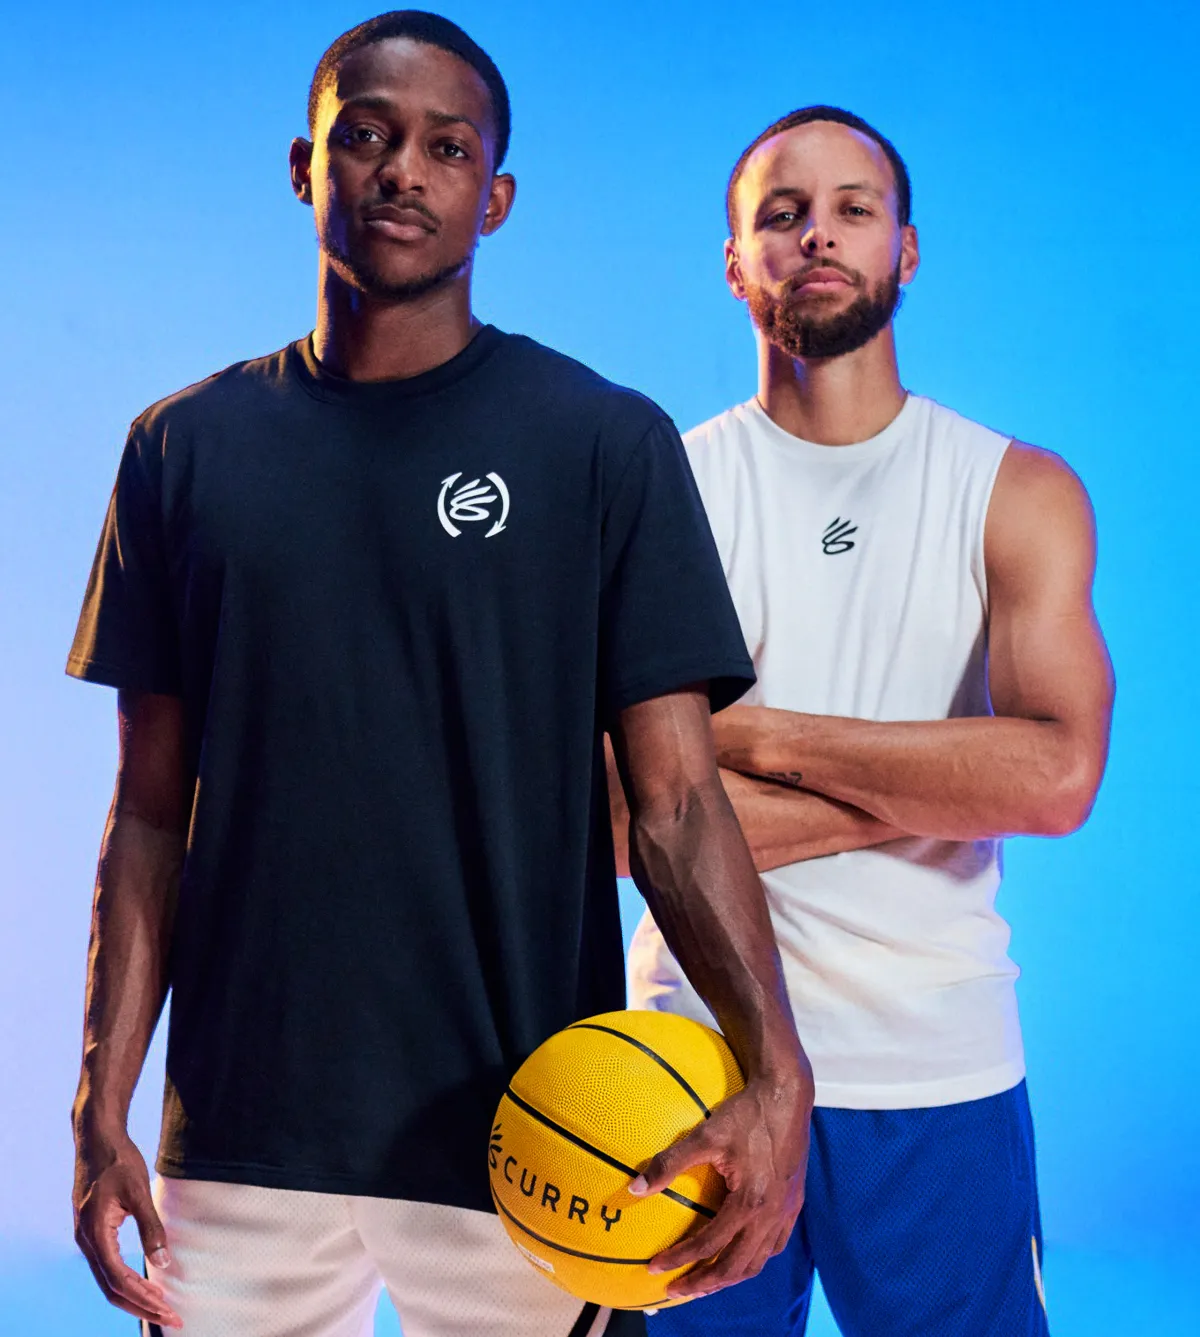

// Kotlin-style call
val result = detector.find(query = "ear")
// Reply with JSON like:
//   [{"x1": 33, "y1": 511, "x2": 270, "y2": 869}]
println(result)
[
  {"x1": 724, "y1": 237, "x2": 748, "y2": 303},
  {"x1": 290, "y1": 137, "x2": 314, "y2": 207},
  {"x1": 480, "y1": 172, "x2": 517, "y2": 237},
  {"x1": 899, "y1": 223, "x2": 920, "y2": 285}
]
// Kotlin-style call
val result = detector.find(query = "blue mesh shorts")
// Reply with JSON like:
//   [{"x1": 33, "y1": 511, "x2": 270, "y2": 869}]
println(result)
[{"x1": 649, "y1": 1081, "x2": 1050, "y2": 1337}]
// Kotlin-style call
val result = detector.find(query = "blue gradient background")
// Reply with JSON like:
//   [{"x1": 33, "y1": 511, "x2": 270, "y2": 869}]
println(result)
[{"x1": 1, "y1": 1, "x2": 1196, "y2": 1332}]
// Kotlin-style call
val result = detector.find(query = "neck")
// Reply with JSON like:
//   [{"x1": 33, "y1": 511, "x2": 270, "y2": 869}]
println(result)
[
  {"x1": 311, "y1": 255, "x2": 480, "y2": 382},
  {"x1": 757, "y1": 324, "x2": 906, "y2": 446}
]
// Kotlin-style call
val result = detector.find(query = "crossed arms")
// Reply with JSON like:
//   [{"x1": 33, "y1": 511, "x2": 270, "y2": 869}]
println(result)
[{"x1": 609, "y1": 443, "x2": 1115, "y2": 874}]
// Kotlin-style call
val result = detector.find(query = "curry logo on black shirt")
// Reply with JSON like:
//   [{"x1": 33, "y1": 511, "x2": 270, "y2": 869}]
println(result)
[{"x1": 438, "y1": 471, "x2": 510, "y2": 537}]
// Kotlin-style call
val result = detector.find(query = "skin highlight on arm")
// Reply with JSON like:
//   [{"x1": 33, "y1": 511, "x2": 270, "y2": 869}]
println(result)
[
  {"x1": 72, "y1": 692, "x2": 188, "y2": 1331},
  {"x1": 608, "y1": 688, "x2": 812, "y2": 1299}
]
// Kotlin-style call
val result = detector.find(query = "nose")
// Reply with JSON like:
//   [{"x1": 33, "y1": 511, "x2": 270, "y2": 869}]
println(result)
[
  {"x1": 800, "y1": 215, "x2": 836, "y2": 254},
  {"x1": 376, "y1": 137, "x2": 426, "y2": 197}
]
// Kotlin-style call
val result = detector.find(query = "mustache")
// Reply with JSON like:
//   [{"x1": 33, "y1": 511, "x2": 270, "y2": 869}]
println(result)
[
  {"x1": 783, "y1": 260, "x2": 864, "y2": 294},
  {"x1": 360, "y1": 197, "x2": 441, "y2": 227}
]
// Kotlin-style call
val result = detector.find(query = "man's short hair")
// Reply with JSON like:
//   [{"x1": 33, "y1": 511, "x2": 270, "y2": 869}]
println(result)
[
  {"x1": 726, "y1": 105, "x2": 911, "y2": 234},
  {"x1": 307, "y1": 10, "x2": 512, "y2": 168}
]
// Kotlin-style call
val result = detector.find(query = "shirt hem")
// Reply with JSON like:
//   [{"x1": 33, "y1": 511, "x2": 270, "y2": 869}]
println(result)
[
  {"x1": 812, "y1": 1059, "x2": 1026, "y2": 1110},
  {"x1": 608, "y1": 658, "x2": 754, "y2": 719},
  {"x1": 155, "y1": 1156, "x2": 498, "y2": 1211},
  {"x1": 65, "y1": 655, "x2": 181, "y2": 694}
]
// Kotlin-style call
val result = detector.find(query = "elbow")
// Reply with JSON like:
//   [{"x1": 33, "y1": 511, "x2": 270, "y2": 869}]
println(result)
[
  {"x1": 636, "y1": 776, "x2": 726, "y2": 833},
  {"x1": 630, "y1": 776, "x2": 728, "y2": 864},
  {"x1": 1028, "y1": 761, "x2": 1103, "y2": 837}
]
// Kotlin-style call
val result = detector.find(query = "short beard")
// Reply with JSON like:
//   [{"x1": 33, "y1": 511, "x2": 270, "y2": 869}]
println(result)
[
  {"x1": 322, "y1": 235, "x2": 473, "y2": 302},
  {"x1": 747, "y1": 262, "x2": 903, "y2": 360}
]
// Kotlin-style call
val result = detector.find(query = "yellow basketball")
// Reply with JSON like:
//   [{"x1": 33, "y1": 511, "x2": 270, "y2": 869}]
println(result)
[{"x1": 489, "y1": 1009, "x2": 744, "y2": 1311}]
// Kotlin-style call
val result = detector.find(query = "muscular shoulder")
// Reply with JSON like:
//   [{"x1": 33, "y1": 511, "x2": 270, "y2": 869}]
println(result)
[
  {"x1": 986, "y1": 441, "x2": 1097, "y2": 593},
  {"x1": 991, "y1": 441, "x2": 1094, "y2": 528}
]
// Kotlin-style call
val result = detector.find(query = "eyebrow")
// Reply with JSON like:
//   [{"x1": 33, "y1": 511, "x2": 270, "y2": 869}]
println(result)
[
  {"x1": 758, "y1": 182, "x2": 885, "y2": 202},
  {"x1": 337, "y1": 96, "x2": 484, "y2": 139},
  {"x1": 427, "y1": 109, "x2": 485, "y2": 139}
]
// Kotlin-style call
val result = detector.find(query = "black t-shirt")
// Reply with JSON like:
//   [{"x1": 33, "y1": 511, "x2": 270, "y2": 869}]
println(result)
[{"x1": 68, "y1": 326, "x2": 754, "y2": 1210}]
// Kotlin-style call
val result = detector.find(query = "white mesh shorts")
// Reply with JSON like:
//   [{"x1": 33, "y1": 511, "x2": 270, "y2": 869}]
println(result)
[{"x1": 141, "y1": 1177, "x2": 626, "y2": 1337}]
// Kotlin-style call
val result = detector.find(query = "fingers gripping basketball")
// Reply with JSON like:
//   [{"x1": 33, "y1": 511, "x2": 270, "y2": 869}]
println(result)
[{"x1": 489, "y1": 1010, "x2": 744, "y2": 1311}]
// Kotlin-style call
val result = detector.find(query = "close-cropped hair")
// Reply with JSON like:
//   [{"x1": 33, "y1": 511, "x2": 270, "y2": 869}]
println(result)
[
  {"x1": 726, "y1": 105, "x2": 911, "y2": 233},
  {"x1": 307, "y1": 10, "x2": 512, "y2": 167}
]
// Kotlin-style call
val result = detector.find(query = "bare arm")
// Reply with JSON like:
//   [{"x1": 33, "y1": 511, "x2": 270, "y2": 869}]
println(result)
[
  {"x1": 716, "y1": 771, "x2": 905, "y2": 868},
  {"x1": 72, "y1": 691, "x2": 187, "y2": 1331},
  {"x1": 607, "y1": 740, "x2": 900, "y2": 873},
  {"x1": 713, "y1": 445, "x2": 1115, "y2": 841},
  {"x1": 609, "y1": 687, "x2": 812, "y2": 1299}
]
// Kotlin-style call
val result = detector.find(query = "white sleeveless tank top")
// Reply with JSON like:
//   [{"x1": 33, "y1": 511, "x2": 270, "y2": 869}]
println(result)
[{"x1": 627, "y1": 394, "x2": 1025, "y2": 1108}]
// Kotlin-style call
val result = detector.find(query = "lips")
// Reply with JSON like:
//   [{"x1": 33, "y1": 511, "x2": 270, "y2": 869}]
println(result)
[
  {"x1": 362, "y1": 205, "x2": 438, "y2": 238},
  {"x1": 792, "y1": 267, "x2": 854, "y2": 291}
]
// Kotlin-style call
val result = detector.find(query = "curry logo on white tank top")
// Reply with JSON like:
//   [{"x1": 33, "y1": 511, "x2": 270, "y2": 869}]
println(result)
[{"x1": 821, "y1": 517, "x2": 858, "y2": 554}]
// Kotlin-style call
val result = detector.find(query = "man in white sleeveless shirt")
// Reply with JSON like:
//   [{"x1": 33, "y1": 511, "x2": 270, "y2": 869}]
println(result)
[{"x1": 618, "y1": 107, "x2": 1114, "y2": 1336}]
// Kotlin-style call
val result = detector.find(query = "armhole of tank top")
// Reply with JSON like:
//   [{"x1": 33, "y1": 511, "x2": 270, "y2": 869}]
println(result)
[{"x1": 975, "y1": 435, "x2": 1013, "y2": 615}]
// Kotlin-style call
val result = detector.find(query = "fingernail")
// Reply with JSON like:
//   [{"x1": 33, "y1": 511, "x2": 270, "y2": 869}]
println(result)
[
  {"x1": 629, "y1": 1175, "x2": 648, "y2": 1196},
  {"x1": 149, "y1": 1248, "x2": 170, "y2": 1268}
]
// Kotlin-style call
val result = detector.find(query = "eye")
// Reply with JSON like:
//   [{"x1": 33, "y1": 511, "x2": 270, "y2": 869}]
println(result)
[
  {"x1": 438, "y1": 141, "x2": 469, "y2": 159},
  {"x1": 765, "y1": 210, "x2": 800, "y2": 228},
  {"x1": 844, "y1": 204, "x2": 872, "y2": 218},
  {"x1": 338, "y1": 124, "x2": 386, "y2": 148}
]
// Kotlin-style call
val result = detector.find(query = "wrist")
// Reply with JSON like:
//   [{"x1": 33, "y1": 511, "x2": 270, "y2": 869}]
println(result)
[
  {"x1": 761, "y1": 712, "x2": 815, "y2": 781},
  {"x1": 736, "y1": 1024, "x2": 813, "y2": 1092},
  {"x1": 72, "y1": 1089, "x2": 131, "y2": 1147}
]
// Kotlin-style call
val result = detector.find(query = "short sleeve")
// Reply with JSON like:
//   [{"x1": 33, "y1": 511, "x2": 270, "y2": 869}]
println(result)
[
  {"x1": 599, "y1": 416, "x2": 754, "y2": 722},
  {"x1": 66, "y1": 424, "x2": 182, "y2": 694}
]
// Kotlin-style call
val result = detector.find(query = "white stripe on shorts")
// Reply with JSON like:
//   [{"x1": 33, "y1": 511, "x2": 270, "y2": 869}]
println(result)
[{"x1": 141, "y1": 1177, "x2": 615, "y2": 1337}]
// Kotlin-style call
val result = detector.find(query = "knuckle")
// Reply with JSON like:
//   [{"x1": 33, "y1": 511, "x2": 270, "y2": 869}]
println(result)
[
  {"x1": 657, "y1": 1238, "x2": 698, "y2": 1266},
  {"x1": 718, "y1": 1195, "x2": 753, "y2": 1225},
  {"x1": 708, "y1": 1250, "x2": 744, "y2": 1281},
  {"x1": 113, "y1": 1276, "x2": 149, "y2": 1307},
  {"x1": 736, "y1": 1181, "x2": 770, "y2": 1212},
  {"x1": 660, "y1": 1231, "x2": 710, "y2": 1265},
  {"x1": 640, "y1": 1159, "x2": 666, "y2": 1187}
]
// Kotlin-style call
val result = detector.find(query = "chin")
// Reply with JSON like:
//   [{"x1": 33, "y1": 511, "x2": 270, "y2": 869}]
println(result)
[
  {"x1": 330, "y1": 246, "x2": 464, "y2": 302},
  {"x1": 370, "y1": 260, "x2": 441, "y2": 289}
]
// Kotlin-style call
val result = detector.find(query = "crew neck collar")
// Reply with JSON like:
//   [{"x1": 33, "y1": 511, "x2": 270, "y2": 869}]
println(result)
[
  {"x1": 292, "y1": 324, "x2": 504, "y2": 406},
  {"x1": 745, "y1": 392, "x2": 918, "y2": 462}
]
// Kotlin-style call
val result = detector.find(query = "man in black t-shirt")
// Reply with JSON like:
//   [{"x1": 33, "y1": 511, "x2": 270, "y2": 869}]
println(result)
[{"x1": 68, "y1": 13, "x2": 813, "y2": 1337}]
